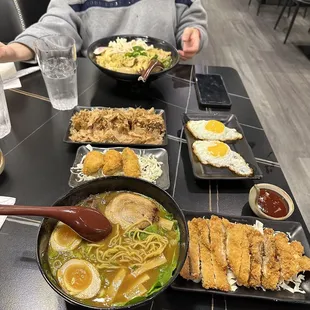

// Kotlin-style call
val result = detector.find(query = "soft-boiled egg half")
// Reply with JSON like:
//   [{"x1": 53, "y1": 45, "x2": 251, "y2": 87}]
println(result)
[
  {"x1": 57, "y1": 259, "x2": 101, "y2": 299},
  {"x1": 50, "y1": 222, "x2": 82, "y2": 252},
  {"x1": 187, "y1": 120, "x2": 242, "y2": 141},
  {"x1": 192, "y1": 140, "x2": 253, "y2": 176}
]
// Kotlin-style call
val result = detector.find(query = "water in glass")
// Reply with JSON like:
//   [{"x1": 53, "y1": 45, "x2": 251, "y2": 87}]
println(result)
[
  {"x1": 41, "y1": 57, "x2": 77, "y2": 110},
  {"x1": 0, "y1": 78, "x2": 11, "y2": 138},
  {"x1": 35, "y1": 35, "x2": 78, "y2": 111}
]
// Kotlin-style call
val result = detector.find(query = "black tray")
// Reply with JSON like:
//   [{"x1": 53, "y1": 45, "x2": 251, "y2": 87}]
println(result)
[
  {"x1": 69, "y1": 145, "x2": 170, "y2": 190},
  {"x1": 183, "y1": 112, "x2": 263, "y2": 180},
  {"x1": 171, "y1": 210, "x2": 310, "y2": 304},
  {"x1": 63, "y1": 106, "x2": 168, "y2": 147}
]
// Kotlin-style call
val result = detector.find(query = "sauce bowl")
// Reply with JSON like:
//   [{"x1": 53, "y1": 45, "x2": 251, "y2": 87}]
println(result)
[{"x1": 249, "y1": 183, "x2": 294, "y2": 221}]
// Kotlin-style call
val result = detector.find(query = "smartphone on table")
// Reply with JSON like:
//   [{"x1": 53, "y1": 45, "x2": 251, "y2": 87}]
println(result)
[{"x1": 194, "y1": 66, "x2": 231, "y2": 109}]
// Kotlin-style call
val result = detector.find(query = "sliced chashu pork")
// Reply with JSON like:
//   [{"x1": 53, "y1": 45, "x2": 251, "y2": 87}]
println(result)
[{"x1": 105, "y1": 193, "x2": 158, "y2": 229}]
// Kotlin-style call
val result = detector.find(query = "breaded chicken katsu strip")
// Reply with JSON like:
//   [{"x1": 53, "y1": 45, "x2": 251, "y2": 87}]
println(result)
[
  {"x1": 275, "y1": 233, "x2": 310, "y2": 280},
  {"x1": 224, "y1": 221, "x2": 252, "y2": 287},
  {"x1": 210, "y1": 216, "x2": 230, "y2": 291},
  {"x1": 187, "y1": 219, "x2": 201, "y2": 282},
  {"x1": 238, "y1": 225, "x2": 252, "y2": 286},
  {"x1": 196, "y1": 218, "x2": 216, "y2": 289},
  {"x1": 180, "y1": 256, "x2": 192, "y2": 280},
  {"x1": 248, "y1": 230, "x2": 264, "y2": 287},
  {"x1": 224, "y1": 222, "x2": 243, "y2": 284},
  {"x1": 262, "y1": 228, "x2": 280, "y2": 290},
  {"x1": 299, "y1": 256, "x2": 310, "y2": 272},
  {"x1": 275, "y1": 232, "x2": 301, "y2": 281}
]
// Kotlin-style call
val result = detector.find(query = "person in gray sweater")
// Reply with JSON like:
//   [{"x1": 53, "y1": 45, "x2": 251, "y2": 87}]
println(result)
[{"x1": 0, "y1": 0, "x2": 207, "y2": 63}]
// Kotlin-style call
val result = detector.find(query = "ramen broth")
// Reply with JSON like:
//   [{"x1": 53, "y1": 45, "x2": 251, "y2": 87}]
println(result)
[{"x1": 47, "y1": 191, "x2": 180, "y2": 307}]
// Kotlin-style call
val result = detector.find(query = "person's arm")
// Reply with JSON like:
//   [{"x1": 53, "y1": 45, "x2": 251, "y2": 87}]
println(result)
[
  {"x1": 0, "y1": 0, "x2": 83, "y2": 63},
  {"x1": 0, "y1": 42, "x2": 34, "y2": 62},
  {"x1": 176, "y1": 0, "x2": 208, "y2": 60}
]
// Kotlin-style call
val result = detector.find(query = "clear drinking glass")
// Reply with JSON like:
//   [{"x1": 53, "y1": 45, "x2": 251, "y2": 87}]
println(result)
[
  {"x1": 0, "y1": 77, "x2": 11, "y2": 138},
  {"x1": 34, "y1": 35, "x2": 78, "y2": 111}
]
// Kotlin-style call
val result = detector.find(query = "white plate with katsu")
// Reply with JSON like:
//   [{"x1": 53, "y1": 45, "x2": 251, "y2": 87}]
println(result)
[{"x1": 171, "y1": 211, "x2": 310, "y2": 304}]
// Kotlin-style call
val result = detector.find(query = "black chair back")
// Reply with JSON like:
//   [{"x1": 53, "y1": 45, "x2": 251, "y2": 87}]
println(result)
[{"x1": 0, "y1": 0, "x2": 50, "y2": 43}]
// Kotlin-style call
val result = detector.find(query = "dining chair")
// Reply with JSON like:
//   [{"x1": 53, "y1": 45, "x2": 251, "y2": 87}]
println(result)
[
  {"x1": 278, "y1": 0, "x2": 307, "y2": 18},
  {"x1": 0, "y1": 0, "x2": 50, "y2": 43},
  {"x1": 248, "y1": 0, "x2": 263, "y2": 16},
  {"x1": 274, "y1": 0, "x2": 310, "y2": 43}
]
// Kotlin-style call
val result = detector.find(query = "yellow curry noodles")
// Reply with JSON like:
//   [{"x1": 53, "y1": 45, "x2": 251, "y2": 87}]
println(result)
[{"x1": 95, "y1": 38, "x2": 172, "y2": 74}]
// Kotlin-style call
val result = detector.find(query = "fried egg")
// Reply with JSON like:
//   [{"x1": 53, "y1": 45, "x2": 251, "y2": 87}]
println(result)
[
  {"x1": 57, "y1": 259, "x2": 101, "y2": 299},
  {"x1": 192, "y1": 140, "x2": 253, "y2": 176},
  {"x1": 187, "y1": 120, "x2": 242, "y2": 141},
  {"x1": 50, "y1": 222, "x2": 82, "y2": 252}
]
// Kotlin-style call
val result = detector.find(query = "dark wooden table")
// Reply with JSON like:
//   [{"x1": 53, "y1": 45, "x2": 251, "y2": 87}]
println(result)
[{"x1": 0, "y1": 58, "x2": 308, "y2": 310}]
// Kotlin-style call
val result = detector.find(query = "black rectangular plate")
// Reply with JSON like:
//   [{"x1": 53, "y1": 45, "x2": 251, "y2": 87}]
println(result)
[
  {"x1": 183, "y1": 112, "x2": 263, "y2": 180},
  {"x1": 171, "y1": 210, "x2": 310, "y2": 304},
  {"x1": 63, "y1": 106, "x2": 168, "y2": 147}
]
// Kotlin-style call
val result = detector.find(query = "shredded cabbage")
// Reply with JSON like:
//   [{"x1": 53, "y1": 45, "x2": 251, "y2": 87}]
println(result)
[
  {"x1": 278, "y1": 276, "x2": 305, "y2": 294},
  {"x1": 253, "y1": 220, "x2": 264, "y2": 234},
  {"x1": 286, "y1": 232, "x2": 292, "y2": 239},
  {"x1": 139, "y1": 153, "x2": 163, "y2": 183},
  {"x1": 278, "y1": 274, "x2": 306, "y2": 294},
  {"x1": 227, "y1": 269, "x2": 238, "y2": 291}
]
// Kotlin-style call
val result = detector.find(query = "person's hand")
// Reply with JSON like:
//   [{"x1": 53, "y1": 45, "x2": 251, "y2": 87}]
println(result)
[
  {"x1": 178, "y1": 27, "x2": 201, "y2": 61},
  {"x1": 0, "y1": 42, "x2": 34, "y2": 63},
  {"x1": 0, "y1": 42, "x2": 16, "y2": 62}
]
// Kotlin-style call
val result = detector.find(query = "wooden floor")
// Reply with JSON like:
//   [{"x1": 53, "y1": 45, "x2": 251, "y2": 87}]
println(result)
[{"x1": 197, "y1": 0, "x2": 310, "y2": 226}]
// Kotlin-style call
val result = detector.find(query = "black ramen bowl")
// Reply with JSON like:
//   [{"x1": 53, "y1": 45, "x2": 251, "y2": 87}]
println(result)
[
  {"x1": 37, "y1": 176, "x2": 188, "y2": 309},
  {"x1": 87, "y1": 35, "x2": 180, "y2": 82}
]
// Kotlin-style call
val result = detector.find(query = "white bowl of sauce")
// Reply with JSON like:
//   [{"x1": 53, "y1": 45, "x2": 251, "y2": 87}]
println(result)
[{"x1": 249, "y1": 183, "x2": 294, "y2": 220}]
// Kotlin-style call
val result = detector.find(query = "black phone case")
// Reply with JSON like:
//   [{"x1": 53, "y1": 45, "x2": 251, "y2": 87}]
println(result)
[{"x1": 194, "y1": 68, "x2": 232, "y2": 109}]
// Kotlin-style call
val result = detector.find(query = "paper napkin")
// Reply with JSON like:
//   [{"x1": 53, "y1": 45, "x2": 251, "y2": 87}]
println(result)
[
  {"x1": 0, "y1": 196, "x2": 16, "y2": 229},
  {"x1": 0, "y1": 63, "x2": 21, "y2": 90}
]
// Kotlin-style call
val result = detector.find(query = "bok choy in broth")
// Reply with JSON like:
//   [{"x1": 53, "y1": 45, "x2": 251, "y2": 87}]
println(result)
[{"x1": 47, "y1": 191, "x2": 180, "y2": 307}]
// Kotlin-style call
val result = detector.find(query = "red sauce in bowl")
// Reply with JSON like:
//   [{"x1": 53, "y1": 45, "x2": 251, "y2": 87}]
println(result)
[{"x1": 258, "y1": 189, "x2": 288, "y2": 218}]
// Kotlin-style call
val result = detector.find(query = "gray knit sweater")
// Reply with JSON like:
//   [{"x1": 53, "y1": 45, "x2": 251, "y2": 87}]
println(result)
[{"x1": 14, "y1": 0, "x2": 208, "y2": 56}]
